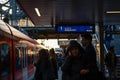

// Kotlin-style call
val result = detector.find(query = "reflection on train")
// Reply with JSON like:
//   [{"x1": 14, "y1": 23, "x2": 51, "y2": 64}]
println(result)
[{"x1": 0, "y1": 20, "x2": 44, "y2": 80}]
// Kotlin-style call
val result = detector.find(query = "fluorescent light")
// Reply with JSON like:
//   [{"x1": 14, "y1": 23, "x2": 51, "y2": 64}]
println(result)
[
  {"x1": 106, "y1": 11, "x2": 120, "y2": 14},
  {"x1": 35, "y1": 8, "x2": 41, "y2": 16}
]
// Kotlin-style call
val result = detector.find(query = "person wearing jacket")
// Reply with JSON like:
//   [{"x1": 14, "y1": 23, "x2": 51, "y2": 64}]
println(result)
[
  {"x1": 34, "y1": 49, "x2": 54, "y2": 80},
  {"x1": 49, "y1": 48, "x2": 58, "y2": 80},
  {"x1": 61, "y1": 40, "x2": 89, "y2": 80},
  {"x1": 81, "y1": 34, "x2": 106, "y2": 80},
  {"x1": 105, "y1": 46, "x2": 117, "y2": 80}
]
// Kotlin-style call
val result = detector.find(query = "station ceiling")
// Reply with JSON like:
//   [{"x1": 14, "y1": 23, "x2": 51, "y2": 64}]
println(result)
[{"x1": 16, "y1": 0, "x2": 120, "y2": 39}]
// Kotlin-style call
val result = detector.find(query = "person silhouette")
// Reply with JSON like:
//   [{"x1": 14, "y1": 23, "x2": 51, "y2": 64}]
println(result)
[
  {"x1": 34, "y1": 49, "x2": 54, "y2": 80},
  {"x1": 105, "y1": 46, "x2": 117, "y2": 80},
  {"x1": 80, "y1": 34, "x2": 106, "y2": 80},
  {"x1": 61, "y1": 40, "x2": 89, "y2": 80}
]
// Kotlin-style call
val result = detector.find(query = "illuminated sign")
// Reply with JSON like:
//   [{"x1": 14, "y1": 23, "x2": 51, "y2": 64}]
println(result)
[{"x1": 56, "y1": 25, "x2": 95, "y2": 33}]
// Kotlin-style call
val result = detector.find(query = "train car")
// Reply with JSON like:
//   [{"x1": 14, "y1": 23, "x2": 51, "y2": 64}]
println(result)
[{"x1": 0, "y1": 20, "x2": 42, "y2": 80}]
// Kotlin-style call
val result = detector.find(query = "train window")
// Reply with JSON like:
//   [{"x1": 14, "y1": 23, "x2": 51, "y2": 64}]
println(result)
[
  {"x1": 22, "y1": 47, "x2": 27, "y2": 68},
  {"x1": 27, "y1": 49, "x2": 34, "y2": 65},
  {"x1": 27, "y1": 55, "x2": 31, "y2": 65},
  {"x1": 0, "y1": 43, "x2": 10, "y2": 78},
  {"x1": 15, "y1": 47, "x2": 22, "y2": 70}
]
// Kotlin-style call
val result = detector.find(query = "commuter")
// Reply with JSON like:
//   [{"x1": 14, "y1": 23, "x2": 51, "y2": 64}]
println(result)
[
  {"x1": 105, "y1": 34, "x2": 112, "y2": 49},
  {"x1": 49, "y1": 48, "x2": 58, "y2": 80},
  {"x1": 105, "y1": 46, "x2": 117, "y2": 80},
  {"x1": 80, "y1": 34, "x2": 106, "y2": 80},
  {"x1": 81, "y1": 34, "x2": 98, "y2": 67},
  {"x1": 34, "y1": 49, "x2": 54, "y2": 80},
  {"x1": 57, "y1": 53, "x2": 63, "y2": 67},
  {"x1": 61, "y1": 40, "x2": 90, "y2": 80}
]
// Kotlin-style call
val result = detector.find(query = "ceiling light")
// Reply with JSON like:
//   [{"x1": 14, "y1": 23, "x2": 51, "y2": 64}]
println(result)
[
  {"x1": 35, "y1": 8, "x2": 41, "y2": 16},
  {"x1": 106, "y1": 11, "x2": 120, "y2": 14}
]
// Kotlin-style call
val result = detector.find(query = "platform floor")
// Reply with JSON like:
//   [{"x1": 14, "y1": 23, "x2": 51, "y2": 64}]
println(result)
[{"x1": 58, "y1": 67, "x2": 62, "y2": 80}]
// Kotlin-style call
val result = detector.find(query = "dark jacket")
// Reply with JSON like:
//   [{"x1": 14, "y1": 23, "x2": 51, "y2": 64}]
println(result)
[
  {"x1": 61, "y1": 54, "x2": 88, "y2": 80},
  {"x1": 84, "y1": 43, "x2": 99, "y2": 72},
  {"x1": 105, "y1": 51, "x2": 117, "y2": 68},
  {"x1": 34, "y1": 49, "x2": 55, "y2": 80}
]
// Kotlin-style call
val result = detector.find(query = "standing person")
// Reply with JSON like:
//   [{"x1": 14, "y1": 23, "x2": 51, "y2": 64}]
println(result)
[
  {"x1": 81, "y1": 34, "x2": 98, "y2": 68},
  {"x1": 61, "y1": 40, "x2": 90, "y2": 80},
  {"x1": 105, "y1": 46, "x2": 117, "y2": 80},
  {"x1": 49, "y1": 48, "x2": 58, "y2": 80},
  {"x1": 34, "y1": 49, "x2": 54, "y2": 80},
  {"x1": 105, "y1": 34, "x2": 112, "y2": 49},
  {"x1": 80, "y1": 34, "x2": 105, "y2": 80},
  {"x1": 57, "y1": 53, "x2": 63, "y2": 67}
]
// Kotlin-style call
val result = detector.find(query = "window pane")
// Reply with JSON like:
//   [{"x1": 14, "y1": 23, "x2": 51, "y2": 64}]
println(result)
[
  {"x1": 0, "y1": 43, "x2": 10, "y2": 77},
  {"x1": 15, "y1": 47, "x2": 22, "y2": 70}
]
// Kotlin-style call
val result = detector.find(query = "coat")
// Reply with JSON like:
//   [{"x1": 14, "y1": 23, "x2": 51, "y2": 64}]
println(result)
[{"x1": 61, "y1": 55, "x2": 88, "y2": 80}]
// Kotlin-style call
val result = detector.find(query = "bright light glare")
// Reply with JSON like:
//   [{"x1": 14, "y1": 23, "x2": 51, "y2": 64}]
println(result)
[
  {"x1": 35, "y1": 8, "x2": 41, "y2": 16},
  {"x1": 36, "y1": 39, "x2": 59, "y2": 49},
  {"x1": 106, "y1": 11, "x2": 120, "y2": 14},
  {"x1": 44, "y1": 39, "x2": 59, "y2": 49},
  {"x1": 0, "y1": 0, "x2": 8, "y2": 4},
  {"x1": 2, "y1": 6, "x2": 8, "y2": 10}
]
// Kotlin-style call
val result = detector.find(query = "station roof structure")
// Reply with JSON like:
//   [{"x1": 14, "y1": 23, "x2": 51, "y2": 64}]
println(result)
[{"x1": 16, "y1": 0, "x2": 120, "y2": 39}]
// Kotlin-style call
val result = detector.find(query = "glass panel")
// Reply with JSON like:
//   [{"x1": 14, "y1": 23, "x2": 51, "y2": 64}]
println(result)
[
  {"x1": 27, "y1": 49, "x2": 34, "y2": 65},
  {"x1": 22, "y1": 47, "x2": 27, "y2": 68},
  {"x1": 15, "y1": 47, "x2": 22, "y2": 70},
  {"x1": 0, "y1": 43, "x2": 10, "y2": 77}
]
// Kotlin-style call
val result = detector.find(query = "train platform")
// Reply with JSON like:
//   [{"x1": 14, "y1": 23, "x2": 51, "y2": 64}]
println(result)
[
  {"x1": 30, "y1": 67, "x2": 62, "y2": 80},
  {"x1": 57, "y1": 67, "x2": 62, "y2": 80},
  {"x1": 31, "y1": 66, "x2": 120, "y2": 80}
]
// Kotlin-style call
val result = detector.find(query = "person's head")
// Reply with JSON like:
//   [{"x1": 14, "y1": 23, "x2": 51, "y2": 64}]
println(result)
[
  {"x1": 49, "y1": 48, "x2": 55, "y2": 54},
  {"x1": 67, "y1": 40, "x2": 84, "y2": 56},
  {"x1": 49, "y1": 48, "x2": 57, "y2": 60},
  {"x1": 39, "y1": 49, "x2": 49, "y2": 58},
  {"x1": 81, "y1": 34, "x2": 92, "y2": 47}
]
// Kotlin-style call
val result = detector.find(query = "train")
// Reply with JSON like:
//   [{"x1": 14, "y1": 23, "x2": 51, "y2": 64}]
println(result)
[{"x1": 0, "y1": 20, "x2": 44, "y2": 80}]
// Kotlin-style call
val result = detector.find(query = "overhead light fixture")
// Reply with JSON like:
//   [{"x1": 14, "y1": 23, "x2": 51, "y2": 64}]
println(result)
[
  {"x1": 35, "y1": 8, "x2": 41, "y2": 16},
  {"x1": 106, "y1": 11, "x2": 120, "y2": 14}
]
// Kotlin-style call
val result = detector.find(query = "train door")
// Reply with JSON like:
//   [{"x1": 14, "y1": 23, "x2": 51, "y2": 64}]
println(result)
[
  {"x1": 14, "y1": 46, "x2": 23, "y2": 80},
  {"x1": 14, "y1": 43, "x2": 28, "y2": 80},
  {"x1": 21, "y1": 44, "x2": 28, "y2": 80},
  {"x1": 27, "y1": 46, "x2": 36, "y2": 80}
]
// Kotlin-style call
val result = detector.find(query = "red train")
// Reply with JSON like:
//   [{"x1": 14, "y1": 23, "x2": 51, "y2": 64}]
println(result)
[{"x1": 0, "y1": 20, "x2": 43, "y2": 80}]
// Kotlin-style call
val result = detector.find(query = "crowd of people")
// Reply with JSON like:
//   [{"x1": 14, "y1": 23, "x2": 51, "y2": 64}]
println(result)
[
  {"x1": 61, "y1": 34, "x2": 106, "y2": 80},
  {"x1": 33, "y1": 33, "x2": 117, "y2": 80}
]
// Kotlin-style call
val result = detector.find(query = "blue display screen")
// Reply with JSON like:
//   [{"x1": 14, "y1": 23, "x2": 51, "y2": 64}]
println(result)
[{"x1": 56, "y1": 25, "x2": 95, "y2": 33}]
